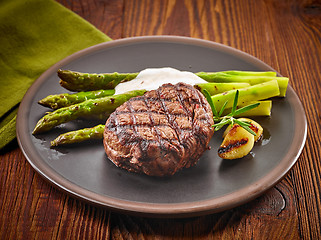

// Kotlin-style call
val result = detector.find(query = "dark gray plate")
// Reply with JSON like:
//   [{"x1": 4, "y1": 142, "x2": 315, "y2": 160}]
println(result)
[{"x1": 17, "y1": 36, "x2": 307, "y2": 218}]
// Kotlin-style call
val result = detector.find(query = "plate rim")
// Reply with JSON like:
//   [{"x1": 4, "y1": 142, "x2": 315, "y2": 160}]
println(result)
[{"x1": 16, "y1": 35, "x2": 307, "y2": 218}]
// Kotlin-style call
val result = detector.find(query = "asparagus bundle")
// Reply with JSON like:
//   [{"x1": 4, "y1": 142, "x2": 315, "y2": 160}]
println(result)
[
  {"x1": 58, "y1": 69, "x2": 288, "y2": 96},
  {"x1": 34, "y1": 68, "x2": 287, "y2": 146},
  {"x1": 33, "y1": 90, "x2": 146, "y2": 134},
  {"x1": 39, "y1": 89, "x2": 115, "y2": 109}
]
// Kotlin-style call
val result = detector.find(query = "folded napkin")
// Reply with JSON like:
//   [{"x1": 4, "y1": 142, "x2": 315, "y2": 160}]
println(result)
[{"x1": 0, "y1": 0, "x2": 111, "y2": 150}]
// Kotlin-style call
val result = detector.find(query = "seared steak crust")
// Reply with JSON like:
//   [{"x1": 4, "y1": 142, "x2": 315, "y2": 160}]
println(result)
[{"x1": 103, "y1": 83, "x2": 214, "y2": 176}]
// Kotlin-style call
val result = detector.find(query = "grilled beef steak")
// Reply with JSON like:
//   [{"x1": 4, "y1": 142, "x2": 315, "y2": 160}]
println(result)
[{"x1": 103, "y1": 83, "x2": 214, "y2": 176}]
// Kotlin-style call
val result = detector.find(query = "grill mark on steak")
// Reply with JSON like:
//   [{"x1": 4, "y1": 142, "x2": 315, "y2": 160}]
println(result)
[
  {"x1": 153, "y1": 88, "x2": 187, "y2": 173},
  {"x1": 104, "y1": 83, "x2": 214, "y2": 176},
  {"x1": 193, "y1": 89, "x2": 214, "y2": 144},
  {"x1": 125, "y1": 99, "x2": 146, "y2": 159},
  {"x1": 155, "y1": 87, "x2": 182, "y2": 147},
  {"x1": 172, "y1": 84, "x2": 196, "y2": 145},
  {"x1": 175, "y1": 84, "x2": 212, "y2": 148},
  {"x1": 141, "y1": 96, "x2": 172, "y2": 159}
]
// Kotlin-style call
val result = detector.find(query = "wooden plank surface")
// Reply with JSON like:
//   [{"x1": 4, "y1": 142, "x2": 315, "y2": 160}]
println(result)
[{"x1": 1, "y1": 0, "x2": 320, "y2": 239}]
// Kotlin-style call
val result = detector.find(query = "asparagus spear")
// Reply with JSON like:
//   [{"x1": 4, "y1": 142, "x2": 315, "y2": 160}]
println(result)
[
  {"x1": 51, "y1": 124, "x2": 105, "y2": 146},
  {"x1": 223, "y1": 100, "x2": 272, "y2": 117},
  {"x1": 33, "y1": 90, "x2": 146, "y2": 134},
  {"x1": 58, "y1": 69, "x2": 288, "y2": 96},
  {"x1": 194, "y1": 82, "x2": 250, "y2": 95},
  {"x1": 196, "y1": 71, "x2": 288, "y2": 97},
  {"x1": 58, "y1": 69, "x2": 138, "y2": 91},
  {"x1": 210, "y1": 80, "x2": 280, "y2": 110},
  {"x1": 219, "y1": 70, "x2": 277, "y2": 76},
  {"x1": 38, "y1": 89, "x2": 115, "y2": 109}
]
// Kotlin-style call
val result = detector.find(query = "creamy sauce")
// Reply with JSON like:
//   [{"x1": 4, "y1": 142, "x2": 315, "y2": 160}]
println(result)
[{"x1": 114, "y1": 67, "x2": 207, "y2": 95}]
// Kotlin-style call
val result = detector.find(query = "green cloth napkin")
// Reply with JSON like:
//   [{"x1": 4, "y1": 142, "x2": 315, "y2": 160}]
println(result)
[{"x1": 0, "y1": 0, "x2": 111, "y2": 150}]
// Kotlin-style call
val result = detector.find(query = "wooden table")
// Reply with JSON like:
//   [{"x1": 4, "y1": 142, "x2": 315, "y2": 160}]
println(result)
[{"x1": 1, "y1": 0, "x2": 320, "y2": 239}]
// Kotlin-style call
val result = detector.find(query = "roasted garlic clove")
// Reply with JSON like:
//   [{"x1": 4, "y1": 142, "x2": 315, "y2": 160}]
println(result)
[
  {"x1": 223, "y1": 118, "x2": 263, "y2": 142},
  {"x1": 218, "y1": 124, "x2": 255, "y2": 159}
]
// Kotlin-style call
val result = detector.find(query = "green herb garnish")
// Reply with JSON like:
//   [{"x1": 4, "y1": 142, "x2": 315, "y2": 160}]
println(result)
[{"x1": 203, "y1": 89, "x2": 260, "y2": 135}]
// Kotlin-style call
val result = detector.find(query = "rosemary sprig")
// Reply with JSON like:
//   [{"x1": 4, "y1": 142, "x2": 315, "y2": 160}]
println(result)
[{"x1": 203, "y1": 89, "x2": 260, "y2": 135}]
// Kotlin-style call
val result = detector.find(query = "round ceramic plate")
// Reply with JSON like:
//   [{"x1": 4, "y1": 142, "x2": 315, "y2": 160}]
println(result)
[{"x1": 17, "y1": 36, "x2": 307, "y2": 218}]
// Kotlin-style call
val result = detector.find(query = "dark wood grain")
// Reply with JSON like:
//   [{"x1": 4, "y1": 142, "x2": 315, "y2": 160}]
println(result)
[
  {"x1": 109, "y1": 180, "x2": 299, "y2": 239},
  {"x1": 1, "y1": 0, "x2": 320, "y2": 239}
]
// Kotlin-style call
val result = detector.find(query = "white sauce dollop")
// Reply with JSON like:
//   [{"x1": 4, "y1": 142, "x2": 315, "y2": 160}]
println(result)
[{"x1": 114, "y1": 67, "x2": 207, "y2": 95}]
